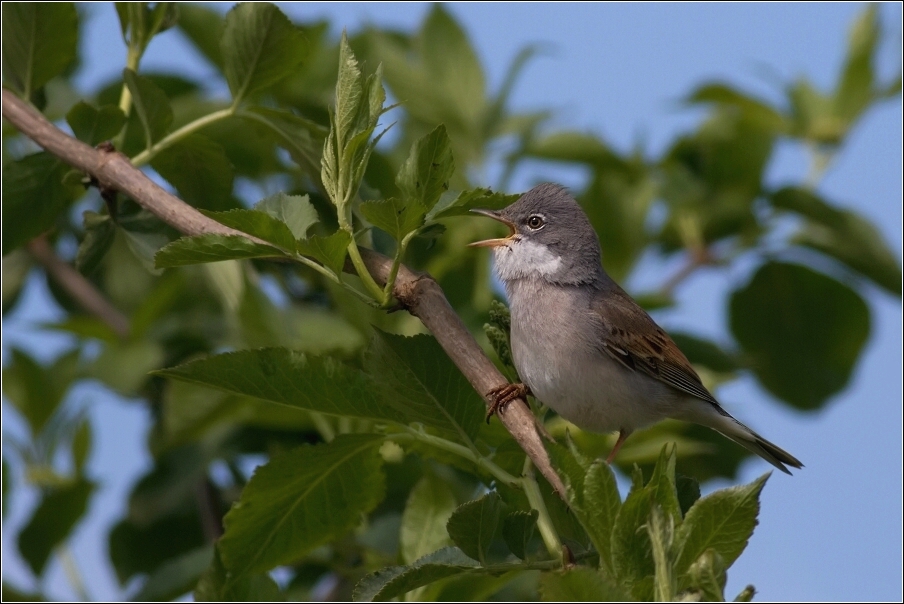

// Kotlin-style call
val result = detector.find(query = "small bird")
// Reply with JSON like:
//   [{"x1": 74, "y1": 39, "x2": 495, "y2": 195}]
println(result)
[{"x1": 470, "y1": 183, "x2": 803, "y2": 474}]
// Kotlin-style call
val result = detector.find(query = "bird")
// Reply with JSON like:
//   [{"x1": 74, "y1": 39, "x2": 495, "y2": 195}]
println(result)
[{"x1": 469, "y1": 182, "x2": 803, "y2": 474}]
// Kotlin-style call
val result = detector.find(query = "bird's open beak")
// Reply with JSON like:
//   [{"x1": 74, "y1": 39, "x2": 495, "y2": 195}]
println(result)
[{"x1": 468, "y1": 209, "x2": 517, "y2": 248}]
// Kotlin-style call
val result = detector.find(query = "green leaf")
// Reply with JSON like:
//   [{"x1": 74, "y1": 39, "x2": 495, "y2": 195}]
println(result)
[
  {"x1": 115, "y1": 3, "x2": 179, "y2": 54},
  {"x1": 501, "y1": 510, "x2": 538, "y2": 561},
  {"x1": 66, "y1": 102, "x2": 126, "y2": 145},
  {"x1": 295, "y1": 229, "x2": 352, "y2": 275},
  {"x1": 84, "y1": 340, "x2": 164, "y2": 396},
  {"x1": 730, "y1": 262, "x2": 870, "y2": 409},
  {"x1": 75, "y1": 212, "x2": 116, "y2": 275},
  {"x1": 255, "y1": 192, "x2": 319, "y2": 241},
  {"x1": 538, "y1": 567, "x2": 632, "y2": 602},
  {"x1": 123, "y1": 68, "x2": 173, "y2": 148},
  {"x1": 446, "y1": 492, "x2": 503, "y2": 564},
  {"x1": 1, "y1": 153, "x2": 76, "y2": 255},
  {"x1": 611, "y1": 486, "x2": 654, "y2": 592},
  {"x1": 397, "y1": 125, "x2": 455, "y2": 210},
  {"x1": 581, "y1": 460, "x2": 623, "y2": 574},
  {"x1": 1, "y1": 3, "x2": 78, "y2": 98},
  {"x1": 200, "y1": 209, "x2": 295, "y2": 251},
  {"x1": 685, "y1": 83, "x2": 786, "y2": 131},
  {"x1": 674, "y1": 474, "x2": 768, "y2": 576},
  {"x1": 427, "y1": 187, "x2": 519, "y2": 221},
  {"x1": 675, "y1": 474, "x2": 701, "y2": 518},
  {"x1": 133, "y1": 546, "x2": 214, "y2": 602},
  {"x1": 175, "y1": 4, "x2": 224, "y2": 70},
  {"x1": 241, "y1": 106, "x2": 326, "y2": 172},
  {"x1": 195, "y1": 547, "x2": 284, "y2": 602},
  {"x1": 771, "y1": 186, "x2": 901, "y2": 295},
  {"x1": 834, "y1": 4, "x2": 878, "y2": 123},
  {"x1": 360, "y1": 197, "x2": 426, "y2": 242},
  {"x1": 670, "y1": 333, "x2": 740, "y2": 373},
  {"x1": 524, "y1": 131, "x2": 624, "y2": 167},
  {"x1": 109, "y1": 508, "x2": 206, "y2": 584},
  {"x1": 682, "y1": 549, "x2": 727, "y2": 602},
  {"x1": 2, "y1": 349, "x2": 79, "y2": 435},
  {"x1": 153, "y1": 348, "x2": 412, "y2": 426},
  {"x1": 18, "y1": 479, "x2": 95, "y2": 575},
  {"x1": 71, "y1": 418, "x2": 92, "y2": 473},
  {"x1": 219, "y1": 434, "x2": 386, "y2": 576},
  {"x1": 150, "y1": 134, "x2": 235, "y2": 211},
  {"x1": 353, "y1": 547, "x2": 480, "y2": 602},
  {"x1": 646, "y1": 445, "x2": 681, "y2": 524},
  {"x1": 365, "y1": 331, "x2": 484, "y2": 442},
  {"x1": 221, "y1": 3, "x2": 307, "y2": 104},
  {"x1": 400, "y1": 474, "x2": 457, "y2": 564},
  {"x1": 154, "y1": 234, "x2": 286, "y2": 268}
]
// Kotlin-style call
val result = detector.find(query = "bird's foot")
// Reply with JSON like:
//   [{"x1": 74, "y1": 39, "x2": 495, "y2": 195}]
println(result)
[
  {"x1": 605, "y1": 429, "x2": 632, "y2": 464},
  {"x1": 485, "y1": 382, "x2": 531, "y2": 423}
]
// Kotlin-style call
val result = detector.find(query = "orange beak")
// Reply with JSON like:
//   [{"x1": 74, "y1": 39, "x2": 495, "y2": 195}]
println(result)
[{"x1": 468, "y1": 209, "x2": 517, "y2": 248}]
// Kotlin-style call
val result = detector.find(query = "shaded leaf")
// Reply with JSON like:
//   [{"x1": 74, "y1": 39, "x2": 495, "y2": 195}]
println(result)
[
  {"x1": 155, "y1": 234, "x2": 286, "y2": 268},
  {"x1": 360, "y1": 197, "x2": 426, "y2": 242},
  {"x1": 1, "y1": 3, "x2": 78, "y2": 98},
  {"x1": 151, "y1": 134, "x2": 235, "y2": 211},
  {"x1": 71, "y1": 418, "x2": 92, "y2": 473},
  {"x1": 730, "y1": 262, "x2": 870, "y2": 409},
  {"x1": 834, "y1": 4, "x2": 878, "y2": 123},
  {"x1": 525, "y1": 131, "x2": 624, "y2": 167},
  {"x1": 446, "y1": 492, "x2": 503, "y2": 564},
  {"x1": 686, "y1": 83, "x2": 786, "y2": 131},
  {"x1": 674, "y1": 473, "x2": 768, "y2": 575},
  {"x1": 219, "y1": 434, "x2": 386, "y2": 576},
  {"x1": 66, "y1": 102, "x2": 126, "y2": 145},
  {"x1": 295, "y1": 229, "x2": 351, "y2": 275},
  {"x1": 195, "y1": 547, "x2": 284, "y2": 602},
  {"x1": 200, "y1": 209, "x2": 296, "y2": 251},
  {"x1": 365, "y1": 331, "x2": 484, "y2": 442},
  {"x1": 175, "y1": 4, "x2": 225, "y2": 70},
  {"x1": 123, "y1": 68, "x2": 173, "y2": 148},
  {"x1": 682, "y1": 549, "x2": 727, "y2": 602},
  {"x1": 501, "y1": 510, "x2": 538, "y2": 561},
  {"x1": 255, "y1": 192, "x2": 319, "y2": 241},
  {"x1": 427, "y1": 187, "x2": 519, "y2": 221},
  {"x1": 400, "y1": 474, "x2": 456, "y2": 564},
  {"x1": 396, "y1": 124, "x2": 455, "y2": 210},
  {"x1": 18, "y1": 479, "x2": 95, "y2": 575},
  {"x1": 2, "y1": 349, "x2": 79, "y2": 435},
  {"x1": 675, "y1": 474, "x2": 701, "y2": 518},
  {"x1": 133, "y1": 546, "x2": 214, "y2": 602},
  {"x1": 1, "y1": 153, "x2": 76, "y2": 255},
  {"x1": 222, "y1": 3, "x2": 307, "y2": 104},
  {"x1": 354, "y1": 547, "x2": 480, "y2": 602},
  {"x1": 538, "y1": 566, "x2": 632, "y2": 602}
]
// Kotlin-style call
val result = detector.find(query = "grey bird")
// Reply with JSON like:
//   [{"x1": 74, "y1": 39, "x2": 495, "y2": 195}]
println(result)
[{"x1": 470, "y1": 182, "x2": 803, "y2": 474}]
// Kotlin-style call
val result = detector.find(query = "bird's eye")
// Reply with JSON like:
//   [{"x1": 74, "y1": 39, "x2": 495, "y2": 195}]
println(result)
[{"x1": 527, "y1": 215, "x2": 545, "y2": 230}]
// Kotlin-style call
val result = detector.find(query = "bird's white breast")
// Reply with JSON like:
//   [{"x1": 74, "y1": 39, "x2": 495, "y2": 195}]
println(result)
[{"x1": 492, "y1": 238, "x2": 562, "y2": 282}]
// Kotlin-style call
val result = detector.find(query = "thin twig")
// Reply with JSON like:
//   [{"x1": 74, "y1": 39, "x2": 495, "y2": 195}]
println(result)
[
  {"x1": 2, "y1": 89, "x2": 566, "y2": 498},
  {"x1": 25, "y1": 236, "x2": 131, "y2": 339}
]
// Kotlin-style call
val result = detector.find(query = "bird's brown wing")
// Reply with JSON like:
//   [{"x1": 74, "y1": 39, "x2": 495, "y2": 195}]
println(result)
[{"x1": 590, "y1": 287, "x2": 719, "y2": 405}]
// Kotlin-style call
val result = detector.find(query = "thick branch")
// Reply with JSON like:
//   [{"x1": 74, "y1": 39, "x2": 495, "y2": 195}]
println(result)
[{"x1": 2, "y1": 89, "x2": 565, "y2": 497}]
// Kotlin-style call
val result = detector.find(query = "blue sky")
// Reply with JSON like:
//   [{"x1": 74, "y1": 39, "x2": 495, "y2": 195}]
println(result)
[{"x1": 3, "y1": 3, "x2": 902, "y2": 601}]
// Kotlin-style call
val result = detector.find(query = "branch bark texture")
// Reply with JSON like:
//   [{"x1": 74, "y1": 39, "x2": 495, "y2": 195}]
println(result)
[{"x1": 2, "y1": 89, "x2": 565, "y2": 496}]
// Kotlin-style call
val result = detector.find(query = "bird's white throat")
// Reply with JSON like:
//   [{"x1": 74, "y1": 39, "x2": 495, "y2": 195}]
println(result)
[{"x1": 493, "y1": 238, "x2": 562, "y2": 282}]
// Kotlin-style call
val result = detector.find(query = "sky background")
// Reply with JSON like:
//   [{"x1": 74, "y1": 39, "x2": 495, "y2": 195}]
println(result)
[{"x1": 2, "y1": 3, "x2": 902, "y2": 601}]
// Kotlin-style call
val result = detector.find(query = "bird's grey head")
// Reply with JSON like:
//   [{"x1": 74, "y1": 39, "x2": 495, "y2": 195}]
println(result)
[{"x1": 470, "y1": 183, "x2": 604, "y2": 286}]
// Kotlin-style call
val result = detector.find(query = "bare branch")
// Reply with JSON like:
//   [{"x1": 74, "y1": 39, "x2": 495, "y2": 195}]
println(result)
[
  {"x1": 2, "y1": 89, "x2": 566, "y2": 497},
  {"x1": 26, "y1": 235, "x2": 131, "y2": 339}
]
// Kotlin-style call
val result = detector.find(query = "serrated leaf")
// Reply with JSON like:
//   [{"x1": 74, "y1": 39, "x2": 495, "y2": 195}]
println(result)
[
  {"x1": 647, "y1": 445, "x2": 681, "y2": 524},
  {"x1": 501, "y1": 510, "x2": 538, "y2": 561},
  {"x1": 295, "y1": 229, "x2": 351, "y2": 275},
  {"x1": 1, "y1": 153, "x2": 76, "y2": 255},
  {"x1": 446, "y1": 492, "x2": 502, "y2": 564},
  {"x1": 365, "y1": 331, "x2": 484, "y2": 442},
  {"x1": 121, "y1": 228, "x2": 168, "y2": 275},
  {"x1": 18, "y1": 479, "x2": 95, "y2": 575},
  {"x1": 360, "y1": 197, "x2": 426, "y2": 242},
  {"x1": 1, "y1": 3, "x2": 78, "y2": 98},
  {"x1": 396, "y1": 125, "x2": 455, "y2": 210},
  {"x1": 123, "y1": 68, "x2": 173, "y2": 148},
  {"x1": 354, "y1": 547, "x2": 480, "y2": 602},
  {"x1": 219, "y1": 434, "x2": 385, "y2": 576},
  {"x1": 150, "y1": 134, "x2": 235, "y2": 211},
  {"x1": 75, "y1": 211, "x2": 116, "y2": 275},
  {"x1": 582, "y1": 460, "x2": 622, "y2": 574},
  {"x1": 771, "y1": 186, "x2": 901, "y2": 295},
  {"x1": 682, "y1": 549, "x2": 727, "y2": 602},
  {"x1": 538, "y1": 567, "x2": 631, "y2": 602},
  {"x1": 611, "y1": 486, "x2": 654, "y2": 590},
  {"x1": 222, "y1": 3, "x2": 307, "y2": 104},
  {"x1": 195, "y1": 547, "x2": 284, "y2": 602},
  {"x1": 674, "y1": 474, "x2": 768, "y2": 576},
  {"x1": 155, "y1": 234, "x2": 285, "y2": 268},
  {"x1": 200, "y1": 209, "x2": 296, "y2": 251},
  {"x1": 66, "y1": 102, "x2": 126, "y2": 145},
  {"x1": 255, "y1": 192, "x2": 319, "y2": 241},
  {"x1": 730, "y1": 262, "x2": 870, "y2": 409},
  {"x1": 175, "y1": 4, "x2": 224, "y2": 70},
  {"x1": 400, "y1": 474, "x2": 457, "y2": 564},
  {"x1": 152, "y1": 348, "x2": 412, "y2": 426},
  {"x1": 428, "y1": 187, "x2": 519, "y2": 221}
]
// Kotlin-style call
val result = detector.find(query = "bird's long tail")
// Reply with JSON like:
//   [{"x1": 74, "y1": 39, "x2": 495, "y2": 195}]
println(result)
[{"x1": 683, "y1": 404, "x2": 803, "y2": 475}]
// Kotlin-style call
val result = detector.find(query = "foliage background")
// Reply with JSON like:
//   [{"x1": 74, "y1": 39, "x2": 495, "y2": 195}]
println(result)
[{"x1": 1, "y1": 2, "x2": 901, "y2": 601}]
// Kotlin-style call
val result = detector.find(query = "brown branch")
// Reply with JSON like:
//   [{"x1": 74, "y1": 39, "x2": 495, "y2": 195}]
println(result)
[
  {"x1": 2, "y1": 89, "x2": 566, "y2": 497},
  {"x1": 25, "y1": 235, "x2": 131, "y2": 339}
]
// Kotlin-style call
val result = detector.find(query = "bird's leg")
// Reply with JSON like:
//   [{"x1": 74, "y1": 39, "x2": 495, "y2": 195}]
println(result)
[
  {"x1": 485, "y1": 382, "x2": 532, "y2": 423},
  {"x1": 606, "y1": 429, "x2": 632, "y2": 464}
]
